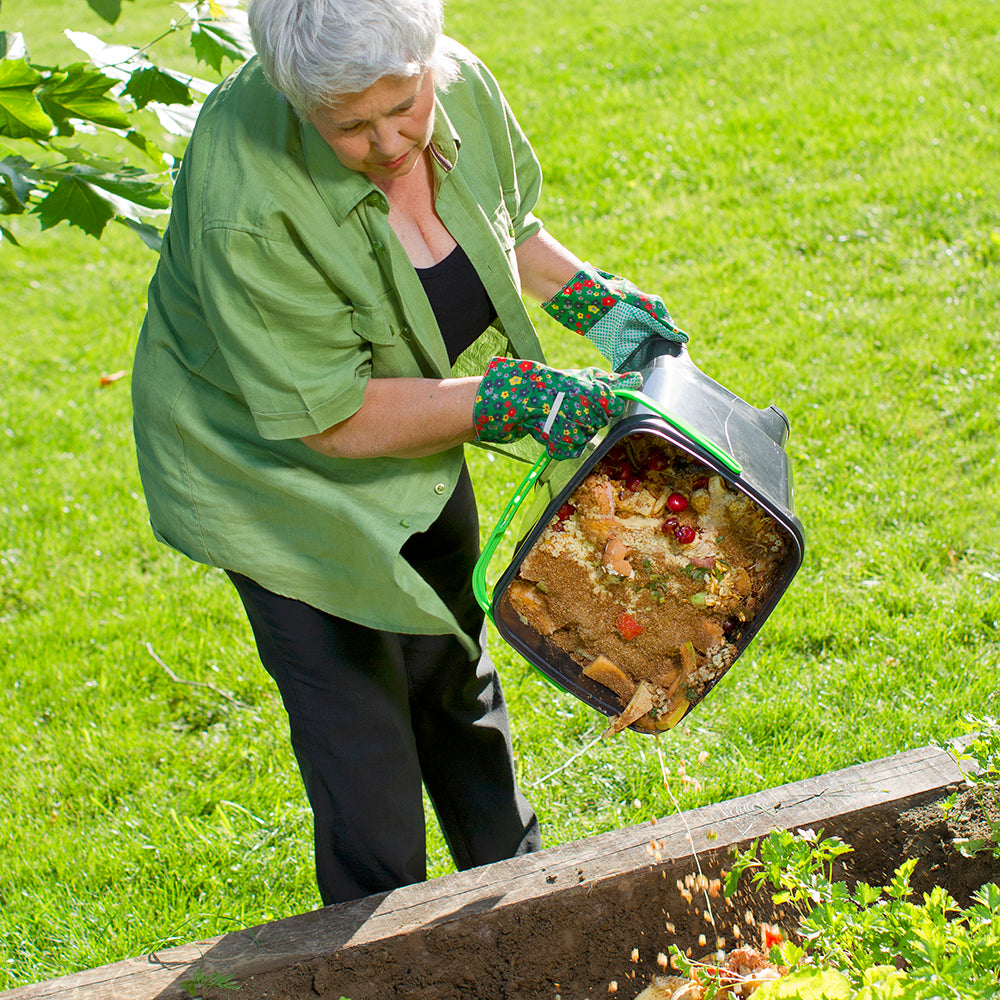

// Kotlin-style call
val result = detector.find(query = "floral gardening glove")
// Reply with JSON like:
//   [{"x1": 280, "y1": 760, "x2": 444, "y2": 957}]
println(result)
[
  {"x1": 542, "y1": 263, "x2": 688, "y2": 370},
  {"x1": 474, "y1": 357, "x2": 642, "y2": 460}
]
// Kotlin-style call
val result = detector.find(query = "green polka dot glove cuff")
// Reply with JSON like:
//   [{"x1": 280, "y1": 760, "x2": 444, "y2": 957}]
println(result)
[
  {"x1": 473, "y1": 358, "x2": 642, "y2": 460},
  {"x1": 542, "y1": 263, "x2": 688, "y2": 370}
]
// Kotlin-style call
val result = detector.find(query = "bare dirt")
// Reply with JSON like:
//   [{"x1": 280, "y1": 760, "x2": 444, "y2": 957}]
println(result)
[{"x1": 200, "y1": 786, "x2": 998, "y2": 1000}]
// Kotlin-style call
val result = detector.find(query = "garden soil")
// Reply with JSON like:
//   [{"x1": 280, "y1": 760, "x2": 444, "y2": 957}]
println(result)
[{"x1": 191, "y1": 787, "x2": 998, "y2": 1000}]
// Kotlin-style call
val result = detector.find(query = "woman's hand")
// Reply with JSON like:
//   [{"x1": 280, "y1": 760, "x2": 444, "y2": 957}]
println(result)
[
  {"x1": 514, "y1": 231, "x2": 687, "y2": 371},
  {"x1": 473, "y1": 357, "x2": 641, "y2": 460},
  {"x1": 543, "y1": 264, "x2": 688, "y2": 370}
]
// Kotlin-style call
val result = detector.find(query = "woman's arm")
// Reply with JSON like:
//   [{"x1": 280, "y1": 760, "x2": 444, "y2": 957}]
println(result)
[
  {"x1": 300, "y1": 376, "x2": 482, "y2": 459},
  {"x1": 301, "y1": 232, "x2": 587, "y2": 460},
  {"x1": 514, "y1": 229, "x2": 583, "y2": 302}
]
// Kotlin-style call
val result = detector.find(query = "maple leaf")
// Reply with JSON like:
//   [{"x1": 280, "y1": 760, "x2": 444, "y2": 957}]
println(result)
[{"x1": 0, "y1": 57, "x2": 53, "y2": 139}]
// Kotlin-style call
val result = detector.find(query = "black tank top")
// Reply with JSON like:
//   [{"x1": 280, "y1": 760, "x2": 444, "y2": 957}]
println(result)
[{"x1": 415, "y1": 244, "x2": 498, "y2": 365}]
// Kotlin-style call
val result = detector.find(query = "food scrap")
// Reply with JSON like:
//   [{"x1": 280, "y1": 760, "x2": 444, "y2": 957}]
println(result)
[
  {"x1": 508, "y1": 435, "x2": 793, "y2": 733},
  {"x1": 634, "y1": 947, "x2": 784, "y2": 999}
]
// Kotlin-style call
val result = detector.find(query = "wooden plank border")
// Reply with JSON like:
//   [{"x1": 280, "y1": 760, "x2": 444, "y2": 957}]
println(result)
[{"x1": 1, "y1": 743, "x2": 966, "y2": 1000}]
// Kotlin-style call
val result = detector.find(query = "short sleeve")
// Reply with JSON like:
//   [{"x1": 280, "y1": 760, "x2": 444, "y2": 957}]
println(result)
[
  {"x1": 500, "y1": 97, "x2": 543, "y2": 246},
  {"x1": 193, "y1": 224, "x2": 372, "y2": 440},
  {"x1": 441, "y1": 40, "x2": 544, "y2": 247}
]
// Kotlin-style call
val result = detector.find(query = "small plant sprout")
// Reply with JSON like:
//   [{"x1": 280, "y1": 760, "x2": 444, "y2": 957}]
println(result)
[
  {"x1": 178, "y1": 968, "x2": 240, "y2": 998},
  {"x1": 942, "y1": 713, "x2": 1000, "y2": 860}
]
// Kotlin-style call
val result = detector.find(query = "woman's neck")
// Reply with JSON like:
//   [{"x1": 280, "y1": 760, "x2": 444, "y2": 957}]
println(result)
[{"x1": 370, "y1": 148, "x2": 456, "y2": 268}]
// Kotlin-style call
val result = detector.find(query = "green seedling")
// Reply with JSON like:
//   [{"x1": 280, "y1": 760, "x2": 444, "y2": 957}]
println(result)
[
  {"x1": 941, "y1": 714, "x2": 1000, "y2": 861},
  {"x1": 178, "y1": 969, "x2": 240, "y2": 998}
]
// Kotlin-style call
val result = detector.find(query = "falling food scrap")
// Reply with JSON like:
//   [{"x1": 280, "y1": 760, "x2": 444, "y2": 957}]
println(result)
[{"x1": 100, "y1": 370, "x2": 128, "y2": 386}]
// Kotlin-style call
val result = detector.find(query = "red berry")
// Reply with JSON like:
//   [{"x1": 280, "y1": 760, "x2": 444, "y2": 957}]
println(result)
[
  {"x1": 556, "y1": 502, "x2": 575, "y2": 521},
  {"x1": 646, "y1": 454, "x2": 667, "y2": 471},
  {"x1": 692, "y1": 476, "x2": 710, "y2": 490},
  {"x1": 674, "y1": 525, "x2": 697, "y2": 544},
  {"x1": 661, "y1": 517, "x2": 679, "y2": 534},
  {"x1": 625, "y1": 475, "x2": 643, "y2": 493},
  {"x1": 667, "y1": 492, "x2": 689, "y2": 512}
]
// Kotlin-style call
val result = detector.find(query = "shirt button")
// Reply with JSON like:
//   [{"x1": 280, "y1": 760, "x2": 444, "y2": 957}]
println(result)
[
  {"x1": 366, "y1": 192, "x2": 383, "y2": 207},
  {"x1": 433, "y1": 483, "x2": 447, "y2": 495},
  {"x1": 400, "y1": 324, "x2": 411, "y2": 337},
  {"x1": 372, "y1": 240, "x2": 386, "y2": 253}
]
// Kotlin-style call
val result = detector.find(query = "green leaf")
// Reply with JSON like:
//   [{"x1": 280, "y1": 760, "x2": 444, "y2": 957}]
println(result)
[
  {"x1": 0, "y1": 220, "x2": 23, "y2": 245},
  {"x1": 854, "y1": 882, "x2": 881, "y2": 907},
  {"x1": 33, "y1": 174, "x2": 115, "y2": 236},
  {"x1": 29, "y1": 160, "x2": 168, "y2": 237},
  {"x1": 954, "y1": 836, "x2": 988, "y2": 857},
  {"x1": 0, "y1": 154, "x2": 33, "y2": 212},
  {"x1": 85, "y1": 0, "x2": 128, "y2": 25},
  {"x1": 124, "y1": 66, "x2": 194, "y2": 109},
  {"x1": 854, "y1": 966, "x2": 908, "y2": 999},
  {"x1": 2, "y1": 29, "x2": 29, "y2": 61},
  {"x1": 0, "y1": 58, "x2": 53, "y2": 138},
  {"x1": 63, "y1": 29, "x2": 138, "y2": 82},
  {"x1": 148, "y1": 100, "x2": 201, "y2": 138},
  {"x1": 37, "y1": 63, "x2": 131, "y2": 131},
  {"x1": 117, "y1": 215, "x2": 163, "y2": 252},
  {"x1": 190, "y1": 20, "x2": 253, "y2": 74},
  {"x1": 754, "y1": 968, "x2": 852, "y2": 999},
  {"x1": 122, "y1": 128, "x2": 169, "y2": 168},
  {"x1": 76, "y1": 164, "x2": 169, "y2": 211},
  {"x1": 49, "y1": 158, "x2": 170, "y2": 212}
]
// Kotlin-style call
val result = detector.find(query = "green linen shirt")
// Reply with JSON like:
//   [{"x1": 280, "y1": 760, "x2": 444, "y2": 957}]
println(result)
[{"x1": 132, "y1": 40, "x2": 547, "y2": 655}]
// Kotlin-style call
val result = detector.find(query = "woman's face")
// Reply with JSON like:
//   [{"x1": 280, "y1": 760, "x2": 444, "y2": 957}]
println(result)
[{"x1": 309, "y1": 71, "x2": 436, "y2": 182}]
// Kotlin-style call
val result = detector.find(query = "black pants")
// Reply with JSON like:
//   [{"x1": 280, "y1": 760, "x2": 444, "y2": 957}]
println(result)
[{"x1": 227, "y1": 467, "x2": 540, "y2": 905}]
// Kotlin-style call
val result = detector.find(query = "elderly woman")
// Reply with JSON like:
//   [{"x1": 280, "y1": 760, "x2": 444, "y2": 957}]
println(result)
[{"x1": 132, "y1": 0, "x2": 685, "y2": 906}]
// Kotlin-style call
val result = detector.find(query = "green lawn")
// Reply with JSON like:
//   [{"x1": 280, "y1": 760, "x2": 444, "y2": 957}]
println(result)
[{"x1": 1, "y1": 0, "x2": 998, "y2": 988}]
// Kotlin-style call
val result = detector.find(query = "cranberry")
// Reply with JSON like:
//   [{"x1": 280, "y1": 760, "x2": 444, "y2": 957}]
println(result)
[
  {"x1": 661, "y1": 516, "x2": 679, "y2": 534},
  {"x1": 674, "y1": 524, "x2": 697, "y2": 544},
  {"x1": 692, "y1": 476, "x2": 710, "y2": 490},
  {"x1": 722, "y1": 617, "x2": 740, "y2": 636},
  {"x1": 646, "y1": 453, "x2": 668, "y2": 471},
  {"x1": 667, "y1": 492, "x2": 689, "y2": 512},
  {"x1": 625, "y1": 475, "x2": 643, "y2": 493},
  {"x1": 556, "y1": 502, "x2": 575, "y2": 521}
]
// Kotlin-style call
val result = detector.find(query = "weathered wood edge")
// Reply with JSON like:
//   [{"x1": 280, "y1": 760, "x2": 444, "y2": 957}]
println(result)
[{"x1": 1, "y1": 743, "x2": 965, "y2": 1000}]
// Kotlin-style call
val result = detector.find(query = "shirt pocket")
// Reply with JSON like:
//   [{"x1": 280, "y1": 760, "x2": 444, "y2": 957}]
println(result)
[{"x1": 350, "y1": 298, "x2": 397, "y2": 346}]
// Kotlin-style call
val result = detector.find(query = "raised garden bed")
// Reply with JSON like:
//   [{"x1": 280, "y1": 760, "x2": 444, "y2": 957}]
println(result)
[{"x1": 4, "y1": 743, "x2": 997, "y2": 1000}]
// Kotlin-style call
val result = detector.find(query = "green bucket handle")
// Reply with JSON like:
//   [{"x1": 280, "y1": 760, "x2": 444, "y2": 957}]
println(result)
[
  {"x1": 472, "y1": 449, "x2": 551, "y2": 623},
  {"x1": 472, "y1": 387, "x2": 743, "y2": 622}
]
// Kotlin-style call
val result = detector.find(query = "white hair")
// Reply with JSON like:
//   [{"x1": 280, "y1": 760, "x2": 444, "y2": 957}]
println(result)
[{"x1": 248, "y1": 0, "x2": 460, "y2": 114}]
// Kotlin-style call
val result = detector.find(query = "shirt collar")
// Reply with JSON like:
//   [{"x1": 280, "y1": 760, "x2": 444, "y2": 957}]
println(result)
[
  {"x1": 430, "y1": 94, "x2": 460, "y2": 168},
  {"x1": 298, "y1": 91, "x2": 462, "y2": 225}
]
